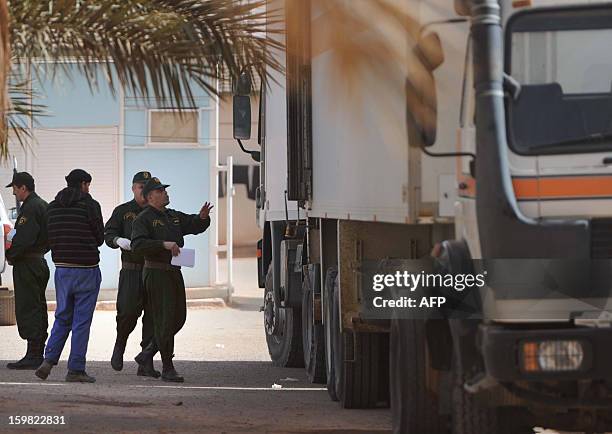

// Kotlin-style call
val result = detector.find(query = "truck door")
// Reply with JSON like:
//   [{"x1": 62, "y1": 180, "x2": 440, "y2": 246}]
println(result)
[{"x1": 506, "y1": 19, "x2": 612, "y2": 219}]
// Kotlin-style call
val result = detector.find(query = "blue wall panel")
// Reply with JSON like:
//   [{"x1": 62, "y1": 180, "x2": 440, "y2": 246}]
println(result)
[
  {"x1": 33, "y1": 64, "x2": 120, "y2": 128},
  {"x1": 124, "y1": 109, "x2": 147, "y2": 146}
]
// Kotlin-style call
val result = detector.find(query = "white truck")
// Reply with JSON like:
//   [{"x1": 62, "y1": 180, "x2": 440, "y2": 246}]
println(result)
[{"x1": 233, "y1": 0, "x2": 612, "y2": 432}]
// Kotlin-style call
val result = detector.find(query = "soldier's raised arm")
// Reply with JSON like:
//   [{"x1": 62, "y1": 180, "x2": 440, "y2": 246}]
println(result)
[{"x1": 175, "y1": 203, "x2": 212, "y2": 236}]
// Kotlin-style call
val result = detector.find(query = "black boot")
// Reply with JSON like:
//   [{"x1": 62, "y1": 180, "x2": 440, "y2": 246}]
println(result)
[
  {"x1": 161, "y1": 356, "x2": 184, "y2": 383},
  {"x1": 135, "y1": 341, "x2": 161, "y2": 378},
  {"x1": 7, "y1": 340, "x2": 44, "y2": 370},
  {"x1": 111, "y1": 339, "x2": 126, "y2": 371}
]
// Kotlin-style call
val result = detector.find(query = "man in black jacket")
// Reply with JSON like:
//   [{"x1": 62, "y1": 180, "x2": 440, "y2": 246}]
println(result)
[
  {"x1": 5, "y1": 172, "x2": 50, "y2": 370},
  {"x1": 35, "y1": 169, "x2": 104, "y2": 383},
  {"x1": 105, "y1": 171, "x2": 159, "y2": 377}
]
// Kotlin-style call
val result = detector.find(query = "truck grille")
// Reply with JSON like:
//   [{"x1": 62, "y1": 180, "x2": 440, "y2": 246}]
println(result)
[{"x1": 591, "y1": 218, "x2": 612, "y2": 259}]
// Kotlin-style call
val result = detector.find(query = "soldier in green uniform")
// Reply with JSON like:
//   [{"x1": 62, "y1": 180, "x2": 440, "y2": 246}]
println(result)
[
  {"x1": 5, "y1": 172, "x2": 50, "y2": 370},
  {"x1": 105, "y1": 171, "x2": 160, "y2": 377},
  {"x1": 131, "y1": 177, "x2": 212, "y2": 382}
]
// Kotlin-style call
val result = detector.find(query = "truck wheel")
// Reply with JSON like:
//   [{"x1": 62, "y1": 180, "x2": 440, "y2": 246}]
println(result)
[
  {"x1": 326, "y1": 268, "x2": 390, "y2": 409},
  {"x1": 451, "y1": 359, "x2": 531, "y2": 434},
  {"x1": 302, "y1": 270, "x2": 326, "y2": 383},
  {"x1": 324, "y1": 267, "x2": 339, "y2": 401},
  {"x1": 390, "y1": 318, "x2": 449, "y2": 434},
  {"x1": 451, "y1": 356, "x2": 499, "y2": 434},
  {"x1": 264, "y1": 265, "x2": 304, "y2": 368}
]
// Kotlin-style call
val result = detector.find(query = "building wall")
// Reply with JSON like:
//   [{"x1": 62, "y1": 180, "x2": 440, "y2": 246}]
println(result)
[{"x1": 0, "y1": 63, "x2": 216, "y2": 289}]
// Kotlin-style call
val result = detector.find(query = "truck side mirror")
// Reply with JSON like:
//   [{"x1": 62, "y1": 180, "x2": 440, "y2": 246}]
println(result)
[
  {"x1": 233, "y1": 95, "x2": 252, "y2": 140},
  {"x1": 233, "y1": 71, "x2": 252, "y2": 140},
  {"x1": 406, "y1": 32, "x2": 444, "y2": 148}
]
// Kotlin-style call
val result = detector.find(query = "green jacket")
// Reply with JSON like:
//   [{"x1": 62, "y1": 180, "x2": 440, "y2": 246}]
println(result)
[
  {"x1": 104, "y1": 199, "x2": 146, "y2": 264},
  {"x1": 131, "y1": 205, "x2": 210, "y2": 264},
  {"x1": 6, "y1": 192, "x2": 49, "y2": 262}
]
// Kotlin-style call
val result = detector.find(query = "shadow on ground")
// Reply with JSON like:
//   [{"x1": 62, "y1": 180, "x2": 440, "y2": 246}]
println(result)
[{"x1": 0, "y1": 360, "x2": 391, "y2": 433}]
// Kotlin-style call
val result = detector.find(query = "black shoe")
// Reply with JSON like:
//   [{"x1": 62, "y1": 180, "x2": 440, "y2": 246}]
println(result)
[
  {"x1": 135, "y1": 341, "x2": 160, "y2": 378},
  {"x1": 35, "y1": 360, "x2": 54, "y2": 380},
  {"x1": 7, "y1": 340, "x2": 44, "y2": 370},
  {"x1": 137, "y1": 363, "x2": 161, "y2": 378},
  {"x1": 7, "y1": 356, "x2": 43, "y2": 370},
  {"x1": 111, "y1": 341, "x2": 125, "y2": 371},
  {"x1": 161, "y1": 368, "x2": 184, "y2": 383},
  {"x1": 65, "y1": 370, "x2": 96, "y2": 383}
]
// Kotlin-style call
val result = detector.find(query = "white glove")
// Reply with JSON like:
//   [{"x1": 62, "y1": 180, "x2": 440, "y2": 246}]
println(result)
[{"x1": 115, "y1": 237, "x2": 132, "y2": 251}]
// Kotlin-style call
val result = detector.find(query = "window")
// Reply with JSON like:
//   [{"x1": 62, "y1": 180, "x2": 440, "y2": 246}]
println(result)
[
  {"x1": 506, "y1": 5, "x2": 612, "y2": 155},
  {"x1": 149, "y1": 110, "x2": 198, "y2": 144}
]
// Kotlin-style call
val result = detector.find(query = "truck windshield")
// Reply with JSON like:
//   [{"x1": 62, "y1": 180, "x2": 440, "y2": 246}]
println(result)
[{"x1": 507, "y1": 16, "x2": 612, "y2": 155}]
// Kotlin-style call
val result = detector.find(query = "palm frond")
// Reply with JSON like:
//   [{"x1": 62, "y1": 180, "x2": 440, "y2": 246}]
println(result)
[
  {"x1": 6, "y1": 75, "x2": 46, "y2": 160},
  {"x1": 9, "y1": 0, "x2": 283, "y2": 107}
]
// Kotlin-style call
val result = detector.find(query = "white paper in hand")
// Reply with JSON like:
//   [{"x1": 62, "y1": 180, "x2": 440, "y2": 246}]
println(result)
[{"x1": 171, "y1": 248, "x2": 195, "y2": 268}]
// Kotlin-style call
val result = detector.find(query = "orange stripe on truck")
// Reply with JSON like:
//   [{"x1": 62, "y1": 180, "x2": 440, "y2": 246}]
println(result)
[{"x1": 457, "y1": 174, "x2": 612, "y2": 200}]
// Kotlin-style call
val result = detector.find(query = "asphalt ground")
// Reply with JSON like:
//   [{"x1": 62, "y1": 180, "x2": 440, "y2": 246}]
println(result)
[{"x1": 0, "y1": 308, "x2": 391, "y2": 434}]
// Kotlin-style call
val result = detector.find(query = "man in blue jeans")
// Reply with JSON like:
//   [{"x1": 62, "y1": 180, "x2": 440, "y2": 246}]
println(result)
[{"x1": 35, "y1": 169, "x2": 104, "y2": 383}]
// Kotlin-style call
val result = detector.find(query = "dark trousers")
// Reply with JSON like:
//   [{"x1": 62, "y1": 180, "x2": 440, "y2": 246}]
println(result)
[
  {"x1": 143, "y1": 268, "x2": 186, "y2": 361},
  {"x1": 13, "y1": 259, "x2": 50, "y2": 342},
  {"x1": 116, "y1": 268, "x2": 154, "y2": 350},
  {"x1": 45, "y1": 267, "x2": 101, "y2": 372}
]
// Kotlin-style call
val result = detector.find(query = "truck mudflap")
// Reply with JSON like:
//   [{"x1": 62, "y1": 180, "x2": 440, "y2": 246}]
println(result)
[{"x1": 480, "y1": 324, "x2": 612, "y2": 382}]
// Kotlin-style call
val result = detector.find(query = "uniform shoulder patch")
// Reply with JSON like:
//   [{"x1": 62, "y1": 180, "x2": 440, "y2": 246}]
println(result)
[
  {"x1": 152, "y1": 219, "x2": 165, "y2": 227},
  {"x1": 123, "y1": 212, "x2": 137, "y2": 221},
  {"x1": 17, "y1": 216, "x2": 27, "y2": 225}
]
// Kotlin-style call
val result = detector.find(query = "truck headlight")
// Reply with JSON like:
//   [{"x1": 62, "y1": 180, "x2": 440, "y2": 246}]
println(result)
[{"x1": 521, "y1": 340, "x2": 584, "y2": 372}]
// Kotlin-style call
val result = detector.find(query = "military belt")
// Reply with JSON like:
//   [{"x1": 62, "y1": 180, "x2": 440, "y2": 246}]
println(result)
[
  {"x1": 121, "y1": 261, "x2": 143, "y2": 271},
  {"x1": 144, "y1": 260, "x2": 180, "y2": 271}
]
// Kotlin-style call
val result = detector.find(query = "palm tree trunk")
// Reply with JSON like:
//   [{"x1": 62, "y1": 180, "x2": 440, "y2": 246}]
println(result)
[{"x1": 0, "y1": 0, "x2": 9, "y2": 146}]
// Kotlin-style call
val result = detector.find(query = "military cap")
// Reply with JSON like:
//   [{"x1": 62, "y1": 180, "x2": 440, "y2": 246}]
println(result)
[
  {"x1": 132, "y1": 171, "x2": 152, "y2": 184},
  {"x1": 6, "y1": 171, "x2": 35, "y2": 191},
  {"x1": 65, "y1": 168, "x2": 92, "y2": 187},
  {"x1": 143, "y1": 177, "x2": 170, "y2": 198}
]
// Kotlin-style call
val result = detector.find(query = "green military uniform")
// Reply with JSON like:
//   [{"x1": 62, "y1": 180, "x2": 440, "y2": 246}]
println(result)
[
  {"x1": 105, "y1": 200, "x2": 152, "y2": 348},
  {"x1": 131, "y1": 177, "x2": 210, "y2": 382},
  {"x1": 5, "y1": 172, "x2": 50, "y2": 370}
]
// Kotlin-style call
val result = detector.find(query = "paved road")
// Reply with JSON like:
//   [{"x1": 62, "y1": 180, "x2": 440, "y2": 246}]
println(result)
[
  {"x1": 0, "y1": 360, "x2": 391, "y2": 433},
  {"x1": 0, "y1": 308, "x2": 391, "y2": 433}
]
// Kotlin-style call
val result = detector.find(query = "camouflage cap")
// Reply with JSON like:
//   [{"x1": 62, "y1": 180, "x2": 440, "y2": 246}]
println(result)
[
  {"x1": 142, "y1": 177, "x2": 170, "y2": 197},
  {"x1": 132, "y1": 171, "x2": 152, "y2": 184}
]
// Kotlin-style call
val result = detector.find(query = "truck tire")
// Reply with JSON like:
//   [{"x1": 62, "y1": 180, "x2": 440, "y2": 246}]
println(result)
[
  {"x1": 451, "y1": 358, "x2": 532, "y2": 434},
  {"x1": 326, "y1": 268, "x2": 390, "y2": 408},
  {"x1": 324, "y1": 267, "x2": 339, "y2": 401},
  {"x1": 264, "y1": 265, "x2": 304, "y2": 368},
  {"x1": 302, "y1": 271, "x2": 326, "y2": 383},
  {"x1": 390, "y1": 318, "x2": 449, "y2": 434}
]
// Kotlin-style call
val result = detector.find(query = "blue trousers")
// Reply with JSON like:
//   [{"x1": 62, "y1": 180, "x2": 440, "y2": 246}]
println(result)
[{"x1": 45, "y1": 267, "x2": 101, "y2": 372}]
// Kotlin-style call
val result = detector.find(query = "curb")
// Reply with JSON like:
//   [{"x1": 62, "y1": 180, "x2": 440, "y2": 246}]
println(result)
[{"x1": 46, "y1": 298, "x2": 227, "y2": 312}]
